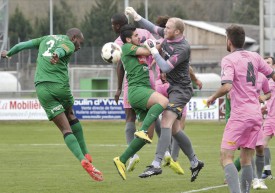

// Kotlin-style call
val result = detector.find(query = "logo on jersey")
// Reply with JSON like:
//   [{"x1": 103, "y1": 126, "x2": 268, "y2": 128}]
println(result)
[
  {"x1": 130, "y1": 45, "x2": 137, "y2": 50},
  {"x1": 161, "y1": 47, "x2": 171, "y2": 60},
  {"x1": 143, "y1": 66, "x2": 149, "y2": 71},
  {"x1": 61, "y1": 44, "x2": 70, "y2": 52}
]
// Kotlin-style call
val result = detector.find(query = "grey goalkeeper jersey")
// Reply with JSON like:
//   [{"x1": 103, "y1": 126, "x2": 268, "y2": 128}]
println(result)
[{"x1": 138, "y1": 18, "x2": 192, "y2": 87}]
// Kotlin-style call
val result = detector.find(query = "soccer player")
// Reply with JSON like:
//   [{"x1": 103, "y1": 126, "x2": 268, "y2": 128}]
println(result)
[
  {"x1": 125, "y1": 7, "x2": 204, "y2": 182},
  {"x1": 111, "y1": 13, "x2": 161, "y2": 172},
  {"x1": 1, "y1": 28, "x2": 103, "y2": 182},
  {"x1": 262, "y1": 56, "x2": 275, "y2": 180},
  {"x1": 206, "y1": 25, "x2": 275, "y2": 193},
  {"x1": 113, "y1": 24, "x2": 168, "y2": 180},
  {"x1": 251, "y1": 72, "x2": 270, "y2": 190},
  {"x1": 227, "y1": 66, "x2": 271, "y2": 190},
  {"x1": 155, "y1": 65, "x2": 202, "y2": 175}
]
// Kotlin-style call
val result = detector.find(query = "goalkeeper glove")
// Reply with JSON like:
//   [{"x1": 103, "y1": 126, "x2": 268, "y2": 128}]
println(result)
[
  {"x1": 125, "y1": 7, "x2": 142, "y2": 21},
  {"x1": 144, "y1": 39, "x2": 159, "y2": 55}
]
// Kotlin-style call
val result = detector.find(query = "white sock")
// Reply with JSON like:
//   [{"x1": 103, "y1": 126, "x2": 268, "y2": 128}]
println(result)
[{"x1": 151, "y1": 160, "x2": 161, "y2": 168}]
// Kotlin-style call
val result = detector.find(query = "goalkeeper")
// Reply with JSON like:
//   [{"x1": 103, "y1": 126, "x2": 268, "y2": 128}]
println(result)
[{"x1": 125, "y1": 7, "x2": 204, "y2": 182}]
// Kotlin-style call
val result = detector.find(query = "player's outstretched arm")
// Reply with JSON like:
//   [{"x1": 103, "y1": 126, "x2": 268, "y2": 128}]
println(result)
[
  {"x1": 4, "y1": 40, "x2": 36, "y2": 57},
  {"x1": 125, "y1": 7, "x2": 160, "y2": 36},
  {"x1": 125, "y1": 7, "x2": 141, "y2": 21}
]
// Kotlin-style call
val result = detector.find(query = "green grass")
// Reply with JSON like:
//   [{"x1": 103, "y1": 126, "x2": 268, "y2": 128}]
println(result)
[{"x1": 0, "y1": 120, "x2": 275, "y2": 193}]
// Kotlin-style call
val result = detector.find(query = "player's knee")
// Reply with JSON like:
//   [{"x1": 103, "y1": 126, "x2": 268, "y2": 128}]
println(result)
[
  {"x1": 256, "y1": 145, "x2": 264, "y2": 156},
  {"x1": 220, "y1": 150, "x2": 234, "y2": 167},
  {"x1": 159, "y1": 97, "x2": 168, "y2": 108}
]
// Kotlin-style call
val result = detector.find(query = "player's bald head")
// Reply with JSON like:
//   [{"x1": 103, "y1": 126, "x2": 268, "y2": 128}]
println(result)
[
  {"x1": 168, "y1": 17, "x2": 185, "y2": 34},
  {"x1": 66, "y1": 28, "x2": 84, "y2": 40}
]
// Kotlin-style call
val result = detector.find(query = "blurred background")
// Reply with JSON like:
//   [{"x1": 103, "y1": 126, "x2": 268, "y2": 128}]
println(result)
[{"x1": 0, "y1": 0, "x2": 274, "y2": 99}]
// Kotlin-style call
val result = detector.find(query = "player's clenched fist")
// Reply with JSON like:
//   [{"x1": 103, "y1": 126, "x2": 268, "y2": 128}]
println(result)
[
  {"x1": 1, "y1": 50, "x2": 8, "y2": 58},
  {"x1": 50, "y1": 53, "x2": 59, "y2": 64},
  {"x1": 125, "y1": 7, "x2": 141, "y2": 21},
  {"x1": 144, "y1": 39, "x2": 159, "y2": 55}
]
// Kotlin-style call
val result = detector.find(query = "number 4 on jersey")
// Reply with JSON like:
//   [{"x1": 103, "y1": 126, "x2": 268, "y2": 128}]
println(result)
[{"x1": 246, "y1": 62, "x2": 256, "y2": 86}]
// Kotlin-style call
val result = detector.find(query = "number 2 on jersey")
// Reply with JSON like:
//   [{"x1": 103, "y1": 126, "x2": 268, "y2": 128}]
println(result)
[
  {"x1": 246, "y1": 62, "x2": 256, "y2": 86},
  {"x1": 42, "y1": 40, "x2": 55, "y2": 57}
]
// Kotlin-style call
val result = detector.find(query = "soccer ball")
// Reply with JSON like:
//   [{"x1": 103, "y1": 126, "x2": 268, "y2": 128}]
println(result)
[{"x1": 101, "y1": 42, "x2": 122, "y2": 64}]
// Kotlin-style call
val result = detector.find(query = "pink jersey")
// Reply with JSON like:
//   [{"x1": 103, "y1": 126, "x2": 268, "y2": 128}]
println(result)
[
  {"x1": 221, "y1": 50, "x2": 273, "y2": 120},
  {"x1": 221, "y1": 50, "x2": 273, "y2": 150},
  {"x1": 265, "y1": 79, "x2": 275, "y2": 118},
  {"x1": 115, "y1": 28, "x2": 156, "y2": 108},
  {"x1": 255, "y1": 73, "x2": 270, "y2": 146},
  {"x1": 263, "y1": 78, "x2": 275, "y2": 136},
  {"x1": 256, "y1": 73, "x2": 270, "y2": 96}
]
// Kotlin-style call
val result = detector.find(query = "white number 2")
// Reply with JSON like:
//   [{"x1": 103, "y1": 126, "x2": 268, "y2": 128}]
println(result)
[{"x1": 42, "y1": 40, "x2": 55, "y2": 57}]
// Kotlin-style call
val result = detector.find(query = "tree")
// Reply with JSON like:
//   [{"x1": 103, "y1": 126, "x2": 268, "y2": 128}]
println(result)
[
  {"x1": 32, "y1": 0, "x2": 78, "y2": 37},
  {"x1": 81, "y1": 0, "x2": 118, "y2": 46},
  {"x1": 231, "y1": 0, "x2": 259, "y2": 25},
  {"x1": 9, "y1": 6, "x2": 33, "y2": 46}
]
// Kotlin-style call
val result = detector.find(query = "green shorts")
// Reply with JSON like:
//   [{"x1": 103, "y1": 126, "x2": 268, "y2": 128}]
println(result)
[
  {"x1": 128, "y1": 86, "x2": 154, "y2": 122},
  {"x1": 35, "y1": 82, "x2": 74, "y2": 120}
]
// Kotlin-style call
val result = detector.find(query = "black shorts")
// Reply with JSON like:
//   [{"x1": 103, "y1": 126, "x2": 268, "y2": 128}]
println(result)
[{"x1": 167, "y1": 85, "x2": 193, "y2": 119}]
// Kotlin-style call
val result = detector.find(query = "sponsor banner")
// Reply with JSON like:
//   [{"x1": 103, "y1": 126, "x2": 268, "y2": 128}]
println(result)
[
  {"x1": 0, "y1": 98, "x2": 220, "y2": 120},
  {"x1": 0, "y1": 99, "x2": 47, "y2": 120},
  {"x1": 73, "y1": 98, "x2": 125, "y2": 120},
  {"x1": 186, "y1": 98, "x2": 219, "y2": 120}
]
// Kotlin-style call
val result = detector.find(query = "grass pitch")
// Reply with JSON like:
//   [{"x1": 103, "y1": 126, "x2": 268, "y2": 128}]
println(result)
[{"x1": 0, "y1": 120, "x2": 274, "y2": 193}]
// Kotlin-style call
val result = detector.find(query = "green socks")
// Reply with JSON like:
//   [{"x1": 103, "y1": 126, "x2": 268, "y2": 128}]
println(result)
[
  {"x1": 234, "y1": 157, "x2": 241, "y2": 172},
  {"x1": 120, "y1": 137, "x2": 146, "y2": 164},
  {"x1": 64, "y1": 132, "x2": 85, "y2": 161},
  {"x1": 140, "y1": 104, "x2": 164, "y2": 132},
  {"x1": 119, "y1": 104, "x2": 164, "y2": 163},
  {"x1": 70, "y1": 119, "x2": 89, "y2": 155}
]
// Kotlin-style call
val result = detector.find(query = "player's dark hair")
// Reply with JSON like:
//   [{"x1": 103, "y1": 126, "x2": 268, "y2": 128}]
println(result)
[
  {"x1": 264, "y1": 56, "x2": 275, "y2": 65},
  {"x1": 156, "y1": 15, "x2": 170, "y2": 28},
  {"x1": 111, "y1": 13, "x2": 128, "y2": 26},
  {"x1": 120, "y1": 24, "x2": 136, "y2": 43},
  {"x1": 226, "y1": 25, "x2": 245, "y2": 48}
]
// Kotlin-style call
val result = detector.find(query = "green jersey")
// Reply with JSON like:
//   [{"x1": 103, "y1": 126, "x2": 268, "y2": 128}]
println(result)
[
  {"x1": 32, "y1": 35, "x2": 75, "y2": 86},
  {"x1": 121, "y1": 43, "x2": 151, "y2": 88},
  {"x1": 7, "y1": 35, "x2": 75, "y2": 86}
]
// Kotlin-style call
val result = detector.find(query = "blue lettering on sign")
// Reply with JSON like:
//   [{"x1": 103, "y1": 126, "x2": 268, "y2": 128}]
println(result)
[{"x1": 73, "y1": 98, "x2": 125, "y2": 120}]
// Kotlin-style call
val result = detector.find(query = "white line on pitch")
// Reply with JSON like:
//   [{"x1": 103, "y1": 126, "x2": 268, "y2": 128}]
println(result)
[{"x1": 180, "y1": 184, "x2": 227, "y2": 193}]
